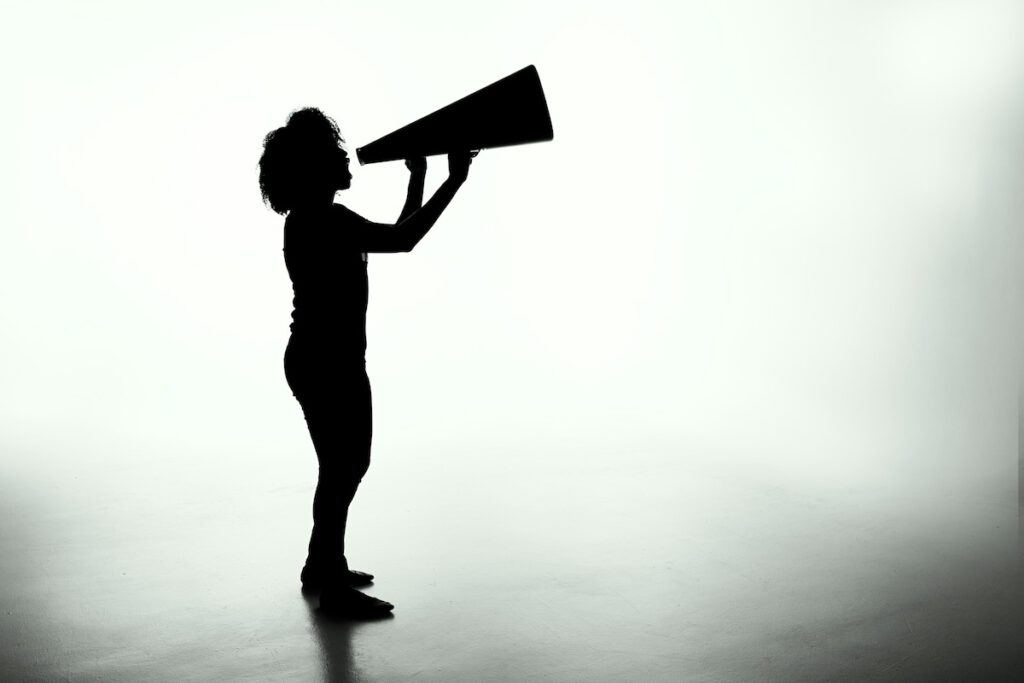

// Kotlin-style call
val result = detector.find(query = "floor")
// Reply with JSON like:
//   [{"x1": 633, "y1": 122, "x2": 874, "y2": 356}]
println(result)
[{"x1": 1, "y1": 433, "x2": 1021, "y2": 682}]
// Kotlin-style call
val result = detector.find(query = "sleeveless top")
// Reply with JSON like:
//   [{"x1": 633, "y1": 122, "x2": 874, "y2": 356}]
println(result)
[{"x1": 283, "y1": 204, "x2": 369, "y2": 359}]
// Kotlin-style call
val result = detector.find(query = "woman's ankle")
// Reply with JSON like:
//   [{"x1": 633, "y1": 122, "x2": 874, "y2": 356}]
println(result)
[{"x1": 304, "y1": 554, "x2": 348, "y2": 572}]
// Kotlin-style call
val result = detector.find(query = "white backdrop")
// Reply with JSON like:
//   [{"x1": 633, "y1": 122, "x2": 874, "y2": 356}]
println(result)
[{"x1": 2, "y1": 0, "x2": 1022, "y2": 525}]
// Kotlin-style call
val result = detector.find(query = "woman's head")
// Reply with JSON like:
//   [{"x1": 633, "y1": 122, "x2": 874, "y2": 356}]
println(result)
[{"x1": 259, "y1": 107, "x2": 352, "y2": 214}]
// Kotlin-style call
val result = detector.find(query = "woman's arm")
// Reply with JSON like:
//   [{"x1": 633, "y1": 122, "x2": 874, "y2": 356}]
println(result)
[
  {"x1": 396, "y1": 157, "x2": 426, "y2": 223},
  {"x1": 340, "y1": 151, "x2": 474, "y2": 253}
]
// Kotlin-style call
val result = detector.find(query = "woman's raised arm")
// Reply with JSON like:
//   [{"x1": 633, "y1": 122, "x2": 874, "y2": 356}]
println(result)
[
  {"x1": 339, "y1": 151, "x2": 474, "y2": 253},
  {"x1": 396, "y1": 156, "x2": 426, "y2": 224}
]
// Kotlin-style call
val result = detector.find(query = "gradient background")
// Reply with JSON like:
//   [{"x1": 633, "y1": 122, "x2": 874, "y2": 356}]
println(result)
[{"x1": 2, "y1": 1, "x2": 1023, "y2": 681}]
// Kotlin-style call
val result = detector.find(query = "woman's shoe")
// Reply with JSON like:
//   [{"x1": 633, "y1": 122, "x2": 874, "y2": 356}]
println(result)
[{"x1": 319, "y1": 585, "x2": 394, "y2": 618}]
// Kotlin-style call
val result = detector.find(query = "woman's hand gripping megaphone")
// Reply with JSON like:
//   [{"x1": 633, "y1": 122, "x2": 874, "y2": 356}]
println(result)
[{"x1": 447, "y1": 150, "x2": 478, "y2": 184}]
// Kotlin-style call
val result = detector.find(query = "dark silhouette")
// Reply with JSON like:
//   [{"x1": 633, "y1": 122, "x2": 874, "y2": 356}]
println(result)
[{"x1": 259, "y1": 108, "x2": 473, "y2": 618}]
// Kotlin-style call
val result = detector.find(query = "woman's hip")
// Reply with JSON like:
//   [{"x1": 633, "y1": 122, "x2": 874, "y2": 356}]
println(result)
[{"x1": 284, "y1": 339, "x2": 368, "y2": 397}]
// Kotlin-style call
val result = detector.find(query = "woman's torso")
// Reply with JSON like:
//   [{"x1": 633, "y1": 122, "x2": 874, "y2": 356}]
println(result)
[{"x1": 283, "y1": 205, "x2": 369, "y2": 360}]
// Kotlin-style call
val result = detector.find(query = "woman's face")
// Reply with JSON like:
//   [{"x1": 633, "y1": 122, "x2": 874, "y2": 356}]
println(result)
[{"x1": 335, "y1": 146, "x2": 353, "y2": 192}]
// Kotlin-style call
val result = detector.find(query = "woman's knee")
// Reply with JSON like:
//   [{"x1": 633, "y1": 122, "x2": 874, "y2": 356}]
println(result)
[{"x1": 319, "y1": 450, "x2": 370, "y2": 482}]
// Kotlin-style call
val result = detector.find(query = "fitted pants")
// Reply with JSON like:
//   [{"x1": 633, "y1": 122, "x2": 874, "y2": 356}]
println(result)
[{"x1": 283, "y1": 335, "x2": 372, "y2": 571}]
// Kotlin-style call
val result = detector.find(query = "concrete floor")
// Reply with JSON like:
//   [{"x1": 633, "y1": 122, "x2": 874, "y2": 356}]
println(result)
[{"x1": 1, "y1": 436, "x2": 1021, "y2": 682}]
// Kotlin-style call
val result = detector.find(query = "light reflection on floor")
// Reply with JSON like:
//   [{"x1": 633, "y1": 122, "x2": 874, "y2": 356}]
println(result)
[{"x1": 1, "y1": 436, "x2": 1020, "y2": 682}]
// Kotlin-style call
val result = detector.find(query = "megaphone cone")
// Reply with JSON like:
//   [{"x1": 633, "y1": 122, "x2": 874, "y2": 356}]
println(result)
[{"x1": 356, "y1": 65, "x2": 554, "y2": 165}]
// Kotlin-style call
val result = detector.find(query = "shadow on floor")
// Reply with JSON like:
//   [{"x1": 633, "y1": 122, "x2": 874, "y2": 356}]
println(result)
[{"x1": 304, "y1": 592, "x2": 395, "y2": 683}]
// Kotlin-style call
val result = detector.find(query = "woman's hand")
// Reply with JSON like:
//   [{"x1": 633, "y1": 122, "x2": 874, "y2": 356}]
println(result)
[
  {"x1": 447, "y1": 150, "x2": 477, "y2": 184},
  {"x1": 405, "y1": 156, "x2": 427, "y2": 175}
]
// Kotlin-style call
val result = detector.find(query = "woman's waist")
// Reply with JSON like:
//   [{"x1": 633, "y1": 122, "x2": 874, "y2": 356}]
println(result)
[
  {"x1": 288, "y1": 330, "x2": 364, "y2": 348},
  {"x1": 288, "y1": 328, "x2": 363, "y2": 349}
]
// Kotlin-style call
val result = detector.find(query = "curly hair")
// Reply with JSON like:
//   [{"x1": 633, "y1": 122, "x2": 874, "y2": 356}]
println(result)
[{"x1": 259, "y1": 107, "x2": 349, "y2": 214}]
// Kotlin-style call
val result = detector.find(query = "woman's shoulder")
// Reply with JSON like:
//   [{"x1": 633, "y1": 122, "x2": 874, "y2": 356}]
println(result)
[
  {"x1": 284, "y1": 204, "x2": 371, "y2": 253},
  {"x1": 330, "y1": 203, "x2": 371, "y2": 225},
  {"x1": 286, "y1": 204, "x2": 326, "y2": 224}
]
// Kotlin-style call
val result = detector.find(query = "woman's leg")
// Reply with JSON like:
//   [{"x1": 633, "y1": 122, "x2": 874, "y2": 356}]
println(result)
[
  {"x1": 297, "y1": 367, "x2": 373, "y2": 574},
  {"x1": 284, "y1": 345, "x2": 392, "y2": 615}
]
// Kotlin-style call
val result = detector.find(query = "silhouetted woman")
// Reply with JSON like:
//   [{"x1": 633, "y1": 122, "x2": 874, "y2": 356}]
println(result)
[{"x1": 259, "y1": 108, "x2": 473, "y2": 617}]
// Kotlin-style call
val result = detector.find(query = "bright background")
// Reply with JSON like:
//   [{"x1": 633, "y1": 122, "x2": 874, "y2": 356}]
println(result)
[{"x1": 2, "y1": 0, "x2": 1022, "y2": 556}]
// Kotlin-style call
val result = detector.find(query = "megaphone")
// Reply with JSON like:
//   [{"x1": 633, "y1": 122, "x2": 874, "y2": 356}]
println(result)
[{"x1": 355, "y1": 65, "x2": 554, "y2": 165}]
